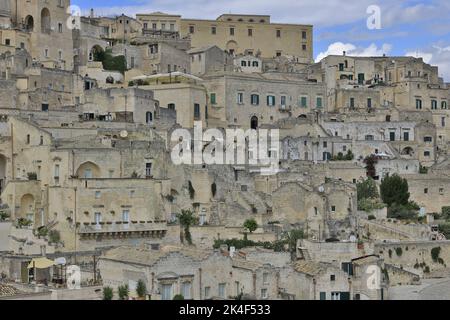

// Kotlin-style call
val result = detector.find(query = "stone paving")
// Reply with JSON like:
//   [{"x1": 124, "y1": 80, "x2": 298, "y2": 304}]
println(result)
[{"x1": 389, "y1": 278, "x2": 450, "y2": 300}]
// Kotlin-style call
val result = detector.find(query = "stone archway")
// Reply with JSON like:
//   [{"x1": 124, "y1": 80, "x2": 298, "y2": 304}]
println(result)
[
  {"x1": 226, "y1": 40, "x2": 238, "y2": 55},
  {"x1": 76, "y1": 161, "x2": 101, "y2": 178},
  {"x1": 250, "y1": 116, "x2": 258, "y2": 130},
  {"x1": 25, "y1": 15, "x2": 34, "y2": 31},
  {"x1": 19, "y1": 194, "x2": 35, "y2": 222}
]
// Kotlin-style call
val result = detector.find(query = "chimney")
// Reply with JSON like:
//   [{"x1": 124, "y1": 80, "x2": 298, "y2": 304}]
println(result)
[{"x1": 343, "y1": 51, "x2": 346, "y2": 56}]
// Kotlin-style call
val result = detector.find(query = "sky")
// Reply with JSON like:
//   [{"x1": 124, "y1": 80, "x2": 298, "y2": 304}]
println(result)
[{"x1": 71, "y1": 0, "x2": 450, "y2": 81}]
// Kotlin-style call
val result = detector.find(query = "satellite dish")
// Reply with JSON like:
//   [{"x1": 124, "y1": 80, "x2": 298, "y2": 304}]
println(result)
[{"x1": 119, "y1": 130, "x2": 128, "y2": 138}]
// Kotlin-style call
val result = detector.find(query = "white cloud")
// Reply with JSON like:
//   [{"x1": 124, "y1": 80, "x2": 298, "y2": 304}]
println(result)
[
  {"x1": 405, "y1": 45, "x2": 450, "y2": 81},
  {"x1": 315, "y1": 42, "x2": 392, "y2": 62}
]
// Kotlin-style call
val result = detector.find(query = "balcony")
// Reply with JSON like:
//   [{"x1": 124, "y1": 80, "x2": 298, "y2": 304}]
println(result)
[{"x1": 78, "y1": 220, "x2": 167, "y2": 239}]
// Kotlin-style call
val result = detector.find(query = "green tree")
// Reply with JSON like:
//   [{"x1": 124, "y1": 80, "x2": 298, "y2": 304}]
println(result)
[
  {"x1": 282, "y1": 229, "x2": 304, "y2": 260},
  {"x1": 177, "y1": 209, "x2": 198, "y2": 245},
  {"x1": 380, "y1": 174, "x2": 410, "y2": 206},
  {"x1": 243, "y1": 218, "x2": 258, "y2": 233},
  {"x1": 136, "y1": 279, "x2": 147, "y2": 298},
  {"x1": 118, "y1": 284, "x2": 129, "y2": 300},
  {"x1": 357, "y1": 177, "x2": 379, "y2": 201},
  {"x1": 103, "y1": 287, "x2": 114, "y2": 300},
  {"x1": 173, "y1": 294, "x2": 184, "y2": 300}
]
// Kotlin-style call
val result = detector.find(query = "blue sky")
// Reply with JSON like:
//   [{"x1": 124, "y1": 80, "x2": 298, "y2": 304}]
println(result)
[{"x1": 72, "y1": 0, "x2": 450, "y2": 80}]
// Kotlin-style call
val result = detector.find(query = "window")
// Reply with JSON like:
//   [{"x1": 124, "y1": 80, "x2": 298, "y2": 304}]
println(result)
[
  {"x1": 442, "y1": 117, "x2": 446, "y2": 127},
  {"x1": 323, "y1": 141, "x2": 327, "y2": 148},
  {"x1": 145, "y1": 163, "x2": 152, "y2": 177},
  {"x1": 339, "y1": 63, "x2": 344, "y2": 71},
  {"x1": 161, "y1": 284, "x2": 173, "y2": 300},
  {"x1": 316, "y1": 97, "x2": 323, "y2": 108},
  {"x1": 302, "y1": 44, "x2": 307, "y2": 51},
  {"x1": 230, "y1": 27, "x2": 235, "y2": 36},
  {"x1": 367, "y1": 98, "x2": 372, "y2": 108},
  {"x1": 218, "y1": 283, "x2": 226, "y2": 298},
  {"x1": 350, "y1": 97, "x2": 355, "y2": 108},
  {"x1": 211, "y1": 26, "x2": 216, "y2": 34},
  {"x1": 84, "y1": 168, "x2": 92, "y2": 179},
  {"x1": 181, "y1": 282, "x2": 192, "y2": 299},
  {"x1": 416, "y1": 99, "x2": 422, "y2": 110},
  {"x1": 263, "y1": 272, "x2": 269, "y2": 284},
  {"x1": 210, "y1": 93, "x2": 216, "y2": 104},
  {"x1": 54, "y1": 164, "x2": 60, "y2": 182},
  {"x1": 442, "y1": 101, "x2": 448, "y2": 109},
  {"x1": 403, "y1": 132, "x2": 409, "y2": 141},
  {"x1": 168, "y1": 103, "x2": 175, "y2": 110},
  {"x1": 94, "y1": 212, "x2": 102, "y2": 229},
  {"x1": 276, "y1": 51, "x2": 282, "y2": 57},
  {"x1": 189, "y1": 25, "x2": 195, "y2": 34},
  {"x1": 39, "y1": 135, "x2": 44, "y2": 145},
  {"x1": 143, "y1": 23, "x2": 148, "y2": 29},
  {"x1": 431, "y1": 100, "x2": 438, "y2": 110},
  {"x1": 424, "y1": 136, "x2": 432, "y2": 142},
  {"x1": 5, "y1": 39, "x2": 10, "y2": 46},
  {"x1": 26, "y1": 134, "x2": 30, "y2": 144},
  {"x1": 424, "y1": 151, "x2": 431, "y2": 157},
  {"x1": 424, "y1": 188, "x2": 428, "y2": 194},
  {"x1": 302, "y1": 31, "x2": 307, "y2": 39},
  {"x1": 204, "y1": 287, "x2": 210, "y2": 299},
  {"x1": 267, "y1": 95, "x2": 275, "y2": 106},
  {"x1": 44, "y1": 49, "x2": 48, "y2": 57},
  {"x1": 41, "y1": 104, "x2": 49, "y2": 111},
  {"x1": 251, "y1": 94, "x2": 259, "y2": 105},
  {"x1": 320, "y1": 292, "x2": 326, "y2": 300},
  {"x1": 281, "y1": 95, "x2": 287, "y2": 107},
  {"x1": 439, "y1": 188, "x2": 444, "y2": 194},
  {"x1": 330, "y1": 275, "x2": 336, "y2": 281},
  {"x1": 58, "y1": 23, "x2": 63, "y2": 33},
  {"x1": 248, "y1": 28, "x2": 253, "y2": 36},
  {"x1": 237, "y1": 92, "x2": 244, "y2": 104},
  {"x1": 331, "y1": 206, "x2": 336, "y2": 212},
  {"x1": 170, "y1": 24, "x2": 175, "y2": 31},
  {"x1": 389, "y1": 132, "x2": 395, "y2": 141},
  {"x1": 152, "y1": 23, "x2": 157, "y2": 30},
  {"x1": 300, "y1": 96, "x2": 307, "y2": 108},
  {"x1": 276, "y1": 29, "x2": 281, "y2": 38},
  {"x1": 358, "y1": 73, "x2": 365, "y2": 85},
  {"x1": 95, "y1": 191, "x2": 101, "y2": 199},
  {"x1": 146, "y1": 112, "x2": 153, "y2": 124},
  {"x1": 194, "y1": 103, "x2": 200, "y2": 120},
  {"x1": 161, "y1": 23, "x2": 166, "y2": 30},
  {"x1": 365, "y1": 135, "x2": 374, "y2": 141},
  {"x1": 261, "y1": 289, "x2": 268, "y2": 299}
]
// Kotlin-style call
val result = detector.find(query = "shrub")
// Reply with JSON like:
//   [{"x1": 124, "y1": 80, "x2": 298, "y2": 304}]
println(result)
[
  {"x1": 387, "y1": 202, "x2": 419, "y2": 220},
  {"x1": 424, "y1": 266, "x2": 430, "y2": 273},
  {"x1": 380, "y1": 174, "x2": 410, "y2": 207},
  {"x1": 103, "y1": 287, "x2": 113, "y2": 300},
  {"x1": 173, "y1": 294, "x2": 184, "y2": 300},
  {"x1": 17, "y1": 218, "x2": 32, "y2": 228},
  {"x1": 27, "y1": 172, "x2": 37, "y2": 180},
  {"x1": 177, "y1": 210, "x2": 197, "y2": 245},
  {"x1": 48, "y1": 230, "x2": 60, "y2": 243},
  {"x1": 0, "y1": 210, "x2": 9, "y2": 221},
  {"x1": 136, "y1": 279, "x2": 147, "y2": 298},
  {"x1": 395, "y1": 247, "x2": 403, "y2": 256},
  {"x1": 243, "y1": 219, "x2": 258, "y2": 233},
  {"x1": 118, "y1": 284, "x2": 129, "y2": 300},
  {"x1": 357, "y1": 177, "x2": 379, "y2": 201},
  {"x1": 358, "y1": 198, "x2": 386, "y2": 212},
  {"x1": 37, "y1": 226, "x2": 48, "y2": 237}
]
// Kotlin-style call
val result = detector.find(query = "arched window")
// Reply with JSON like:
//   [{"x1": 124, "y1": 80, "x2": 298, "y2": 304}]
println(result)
[
  {"x1": 250, "y1": 116, "x2": 258, "y2": 129},
  {"x1": 146, "y1": 112, "x2": 153, "y2": 124},
  {"x1": 168, "y1": 103, "x2": 175, "y2": 110},
  {"x1": 442, "y1": 101, "x2": 448, "y2": 109},
  {"x1": 25, "y1": 15, "x2": 34, "y2": 31},
  {"x1": 41, "y1": 8, "x2": 51, "y2": 34}
]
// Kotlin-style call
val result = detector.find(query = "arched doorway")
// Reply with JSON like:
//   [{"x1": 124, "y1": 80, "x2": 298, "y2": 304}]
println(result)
[
  {"x1": 89, "y1": 45, "x2": 104, "y2": 62},
  {"x1": 19, "y1": 194, "x2": 35, "y2": 222},
  {"x1": 298, "y1": 114, "x2": 307, "y2": 119},
  {"x1": 25, "y1": 15, "x2": 34, "y2": 31},
  {"x1": 76, "y1": 161, "x2": 101, "y2": 178},
  {"x1": 250, "y1": 116, "x2": 258, "y2": 130},
  {"x1": 401, "y1": 147, "x2": 414, "y2": 156},
  {"x1": 226, "y1": 40, "x2": 238, "y2": 56},
  {"x1": 41, "y1": 8, "x2": 51, "y2": 34}
]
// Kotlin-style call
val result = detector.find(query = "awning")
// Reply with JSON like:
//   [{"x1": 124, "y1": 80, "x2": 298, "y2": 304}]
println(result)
[{"x1": 27, "y1": 257, "x2": 55, "y2": 269}]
